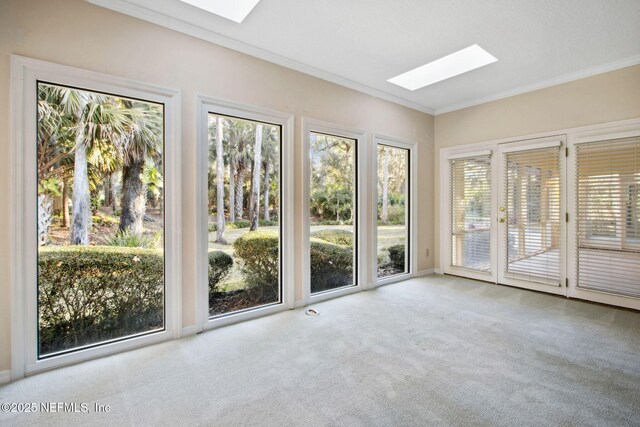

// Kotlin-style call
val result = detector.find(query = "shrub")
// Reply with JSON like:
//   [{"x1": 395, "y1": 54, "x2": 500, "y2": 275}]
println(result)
[
  {"x1": 379, "y1": 205, "x2": 406, "y2": 225},
  {"x1": 208, "y1": 250, "x2": 233, "y2": 293},
  {"x1": 38, "y1": 246, "x2": 164, "y2": 355},
  {"x1": 310, "y1": 229, "x2": 353, "y2": 246},
  {"x1": 209, "y1": 219, "x2": 278, "y2": 233},
  {"x1": 233, "y1": 231, "x2": 279, "y2": 300},
  {"x1": 388, "y1": 244, "x2": 405, "y2": 269},
  {"x1": 109, "y1": 230, "x2": 162, "y2": 249},
  {"x1": 310, "y1": 239, "x2": 353, "y2": 293}
]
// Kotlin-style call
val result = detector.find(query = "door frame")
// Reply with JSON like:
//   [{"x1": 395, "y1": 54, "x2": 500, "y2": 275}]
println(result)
[
  {"x1": 496, "y1": 136, "x2": 567, "y2": 295},
  {"x1": 439, "y1": 117, "x2": 640, "y2": 310}
]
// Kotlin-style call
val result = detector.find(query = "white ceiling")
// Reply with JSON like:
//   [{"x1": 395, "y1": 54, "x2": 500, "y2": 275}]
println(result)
[{"x1": 88, "y1": 0, "x2": 640, "y2": 115}]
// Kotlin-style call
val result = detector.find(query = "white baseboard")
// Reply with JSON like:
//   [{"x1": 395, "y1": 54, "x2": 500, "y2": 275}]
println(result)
[
  {"x1": 0, "y1": 370, "x2": 11, "y2": 385},
  {"x1": 181, "y1": 325, "x2": 200, "y2": 337},
  {"x1": 434, "y1": 268, "x2": 443, "y2": 275},
  {"x1": 415, "y1": 268, "x2": 435, "y2": 277}
]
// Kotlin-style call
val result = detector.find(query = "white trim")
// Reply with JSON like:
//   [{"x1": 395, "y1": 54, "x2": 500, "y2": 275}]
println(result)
[
  {"x1": 0, "y1": 370, "x2": 11, "y2": 385},
  {"x1": 566, "y1": 120, "x2": 640, "y2": 311},
  {"x1": 440, "y1": 145, "x2": 498, "y2": 284},
  {"x1": 181, "y1": 325, "x2": 199, "y2": 337},
  {"x1": 435, "y1": 54, "x2": 640, "y2": 115},
  {"x1": 10, "y1": 55, "x2": 182, "y2": 378},
  {"x1": 196, "y1": 96, "x2": 295, "y2": 332},
  {"x1": 439, "y1": 117, "x2": 640, "y2": 310},
  {"x1": 371, "y1": 134, "x2": 418, "y2": 286},
  {"x1": 301, "y1": 118, "x2": 368, "y2": 305},
  {"x1": 84, "y1": 0, "x2": 434, "y2": 115}
]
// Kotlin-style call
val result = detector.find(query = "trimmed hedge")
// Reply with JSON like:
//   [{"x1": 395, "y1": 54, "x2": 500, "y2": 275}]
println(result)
[
  {"x1": 208, "y1": 250, "x2": 233, "y2": 293},
  {"x1": 388, "y1": 244, "x2": 405, "y2": 269},
  {"x1": 310, "y1": 229, "x2": 353, "y2": 246},
  {"x1": 233, "y1": 231, "x2": 280, "y2": 300},
  {"x1": 38, "y1": 246, "x2": 164, "y2": 356},
  {"x1": 310, "y1": 238, "x2": 353, "y2": 293},
  {"x1": 232, "y1": 230, "x2": 353, "y2": 296}
]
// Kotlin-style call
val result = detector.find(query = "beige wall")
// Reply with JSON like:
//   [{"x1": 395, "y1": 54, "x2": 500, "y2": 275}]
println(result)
[
  {"x1": 0, "y1": 0, "x2": 434, "y2": 372},
  {"x1": 433, "y1": 64, "x2": 640, "y2": 271}
]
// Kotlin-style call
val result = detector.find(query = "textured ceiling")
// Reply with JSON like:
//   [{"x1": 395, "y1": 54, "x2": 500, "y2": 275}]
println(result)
[{"x1": 89, "y1": 0, "x2": 640, "y2": 114}]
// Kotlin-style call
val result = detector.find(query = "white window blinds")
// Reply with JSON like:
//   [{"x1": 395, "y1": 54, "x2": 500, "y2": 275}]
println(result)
[
  {"x1": 576, "y1": 137, "x2": 640, "y2": 297},
  {"x1": 450, "y1": 155, "x2": 492, "y2": 272},
  {"x1": 504, "y1": 147, "x2": 561, "y2": 283}
]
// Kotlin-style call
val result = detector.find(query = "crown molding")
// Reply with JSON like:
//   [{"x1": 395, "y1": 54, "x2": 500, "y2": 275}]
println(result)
[
  {"x1": 434, "y1": 54, "x2": 640, "y2": 115},
  {"x1": 85, "y1": 0, "x2": 435, "y2": 115}
]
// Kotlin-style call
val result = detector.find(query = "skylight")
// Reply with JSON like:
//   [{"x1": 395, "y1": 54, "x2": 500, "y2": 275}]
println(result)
[
  {"x1": 388, "y1": 45, "x2": 498, "y2": 91},
  {"x1": 178, "y1": 0, "x2": 262, "y2": 23}
]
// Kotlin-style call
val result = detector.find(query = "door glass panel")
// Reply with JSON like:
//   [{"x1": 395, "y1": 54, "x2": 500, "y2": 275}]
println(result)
[
  {"x1": 309, "y1": 132, "x2": 356, "y2": 293},
  {"x1": 37, "y1": 82, "x2": 165, "y2": 358},
  {"x1": 504, "y1": 147, "x2": 561, "y2": 282},
  {"x1": 450, "y1": 155, "x2": 492, "y2": 272},
  {"x1": 207, "y1": 114, "x2": 281, "y2": 317},
  {"x1": 377, "y1": 144, "x2": 409, "y2": 278}
]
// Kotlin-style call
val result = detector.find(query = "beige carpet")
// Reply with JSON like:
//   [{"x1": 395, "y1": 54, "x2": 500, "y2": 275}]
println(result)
[{"x1": 1, "y1": 275, "x2": 639, "y2": 426}]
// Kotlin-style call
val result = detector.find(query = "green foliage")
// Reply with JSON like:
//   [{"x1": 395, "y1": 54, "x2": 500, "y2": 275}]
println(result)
[
  {"x1": 208, "y1": 251, "x2": 233, "y2": 294},
  {"x1": 38, "y1": 246, "x2": 164, "y2": 355},
  {"x1": 109, "y1": 230, "x2": 162, "y2": 249},
  {"x1": 143, "y1": 164, "x2": 164, "y2": 198},
  {"x1": 310, "y1": 239, "x2": 353, "y2": 293},
  {"x1": 38, "y1": 178, "x2": 62, "y2": 197},
  {"x1": 388, "y1": 244, "x2": 406, "y2": 269},
  {"x1": 378, "y1": 205, "x2": 406, "y2": 225},
  {"x1": 233, "y1": 231, "x2": 279, "y2": 299},
  {"x1": 209, "y1": 219, "x2": 278, "y2": 232},
  {"x1": 310, "y1": 229, "x2": 353, "y2": 246}
]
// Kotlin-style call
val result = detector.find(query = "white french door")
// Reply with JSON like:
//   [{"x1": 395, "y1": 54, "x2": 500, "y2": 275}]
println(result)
[
  {"x1": 496, "y1": 137, "x2": 566, "y2": 295},
  {"x1": 443, "y1": 119, "x2": 640, "y2": 310}
]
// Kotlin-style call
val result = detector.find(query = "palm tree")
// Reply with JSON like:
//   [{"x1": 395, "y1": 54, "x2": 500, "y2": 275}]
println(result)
[
  {"x1": 213, "y1": 116, "x2": 227, "y2": 243},
  {"x1": 249, "y1": 124, "x2": 263, "y2": 231},
  {"x1": 381, "y1": 146, "x2": 390, "y2": 224},
  {"x1": 117, "y1": 100, "x2": 163, "y2": 235},
  {"x1": 261, "y1": 126, "x2": 279, "y2": 221}
]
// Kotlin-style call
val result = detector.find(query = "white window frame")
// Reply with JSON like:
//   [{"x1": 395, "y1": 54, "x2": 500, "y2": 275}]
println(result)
[
  {"x1": 567, "y1": 119, "x2": 640, "y2": 310},
  {"x1": 440, "y1": 147, "x2": 499, "y2": 283},
  {"x1": 301, "y1": 118, "x2": 368, "y2": 305},
  {"x1": 371, "y1": 135, "x2": 417, "y2": 287},
  {"x1": 10, "y1": 56, "x2": 182, "y2": 379},
  {"x1": 196, "y1": 96, "x2": 294, "y2": 331}
]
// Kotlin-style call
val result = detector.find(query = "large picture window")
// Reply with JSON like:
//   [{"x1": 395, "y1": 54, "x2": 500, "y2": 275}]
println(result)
[
  {"x1": 207, "y1": 114, "x2": 282, "y2": 316},
  {"x1": 308, "y1": 131, "x2": 357, "y2": 294},
  {"x1": 36, "y1": 82, "x2": 165, "y2": 358}
]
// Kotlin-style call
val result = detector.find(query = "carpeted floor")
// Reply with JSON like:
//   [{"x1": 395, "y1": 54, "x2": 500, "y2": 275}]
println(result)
[{"x1": 1, "y1": 275, "x2": 639, "y2": 426}]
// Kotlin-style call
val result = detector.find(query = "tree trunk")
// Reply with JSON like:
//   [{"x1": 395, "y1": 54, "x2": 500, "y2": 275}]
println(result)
[
  {"x1": 248, "y1": 160, "x2": 254, "y2": 222},
  {"x1": 215, "y1": 116, "x2": 226, "y2": 244},
  {"x1": 263, "y1": 159, "x2": 270, "y2": 221},
  {"x1": 70, "y1": 93, "x2": 91, "y2": 246},
  {"x1": 104, "y1": 174, "x2": 112, "y2": 207},
  {"x1": 38, "y1": 194, "x2": 53, "y2": 246},
  {"x1": 382, "y1": 146, "x2": 389, "y2": 224},
  {"x1": 250, "y1": 125, "x2": 263, "y2": 231},
  {"x1": 235, "y1": 162, "x2": 245, "y2": 220},
  {"x1": 70, "y1": 141, "x2": 91, "y2": 245},
  {"x1": 110, "y1": 173, "x2": 118, "y2": 213},
  {"x1": 61, "y1": 179, "x2": 69, "y2": 228},
  {"x1": 119, "y1": 159, "x2": 146, "y2": 235},
  {"x1": 229, "y1": 159, "x2": 236, "y2": 222}
]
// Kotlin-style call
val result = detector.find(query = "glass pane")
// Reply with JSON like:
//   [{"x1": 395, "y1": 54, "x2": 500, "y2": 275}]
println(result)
[
  {"x1": 377, "y1": 145, "x2": 409, "y2": 278},
  {"x1": 37, "y1": 82, "x2": 165, "y2": 358},
  {"x1": 208, "y1": 114, "x2": 281, "y2": 317},
  {"x1": 505, "y1": 148, "x2": 561, "y2": 282},
  {"x1": 309, "y1": 132, "x2": 356, "y2": 293},
  {"x1": 450, "y1": 156, "x2": 492, "y2": 272}
]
